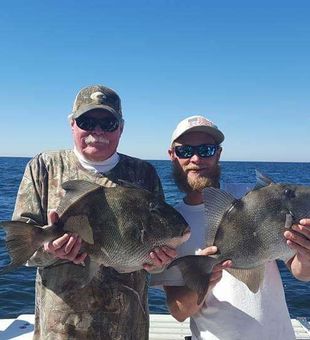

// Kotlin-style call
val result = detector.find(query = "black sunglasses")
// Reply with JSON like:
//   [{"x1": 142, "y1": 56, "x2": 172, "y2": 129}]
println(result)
[
  {"x1": 174, "y1": 144, "x2": 219, "y2": 159},
  {"x1": 75, "y1": 116, "x2": 120, "y2": 132}
]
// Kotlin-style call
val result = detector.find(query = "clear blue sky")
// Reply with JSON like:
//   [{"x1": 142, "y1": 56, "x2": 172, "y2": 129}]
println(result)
[{"x1": 0, "y1": 0, "x2": 309, "y2": 162}]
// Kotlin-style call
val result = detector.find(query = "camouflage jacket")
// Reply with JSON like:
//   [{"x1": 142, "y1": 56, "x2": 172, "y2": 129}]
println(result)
[{"x1": 13, "y1": 150, "x2": 164, "y2": 340}]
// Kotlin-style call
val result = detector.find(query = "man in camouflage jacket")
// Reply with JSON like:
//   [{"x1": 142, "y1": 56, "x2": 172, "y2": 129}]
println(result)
[{"x1": 13, "y1": 85, "x2": 175, "y2": 339}]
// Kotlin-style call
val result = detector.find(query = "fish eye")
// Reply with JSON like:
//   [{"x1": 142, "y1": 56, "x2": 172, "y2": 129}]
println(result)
[
  {"x1": 284, "y1": 189, "x2": 295, "y2": 199},
  {"x1": 149, "y1": 201, "x2": 157, "y2": 210},
  {"x1": 133, "y1": 226, "x2": 145, "y2": 243}
]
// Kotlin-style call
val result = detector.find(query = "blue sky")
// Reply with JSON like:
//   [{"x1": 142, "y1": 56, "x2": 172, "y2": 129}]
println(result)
[{"x1": 0, "y1": 1, "x2": 309, "y2": 162}]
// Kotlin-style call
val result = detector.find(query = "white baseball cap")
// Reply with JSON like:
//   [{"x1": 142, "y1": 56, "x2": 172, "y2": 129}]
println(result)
[{"x1": 170, "y1": 115, "x2": 225, "y2": 146}]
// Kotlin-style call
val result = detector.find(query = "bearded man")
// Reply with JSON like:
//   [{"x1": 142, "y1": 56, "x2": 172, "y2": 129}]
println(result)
[{"x1": 151, "y1": 115, "x2": 310, "y2": 340}]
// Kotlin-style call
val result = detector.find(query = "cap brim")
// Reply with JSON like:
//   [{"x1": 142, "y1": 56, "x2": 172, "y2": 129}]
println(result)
[
  {"x1": 172, "y1": 126, "x2": 224, "y2": 145},
  {"x1": 72, "y1": 104, "x2": 122, "y2": 120}
]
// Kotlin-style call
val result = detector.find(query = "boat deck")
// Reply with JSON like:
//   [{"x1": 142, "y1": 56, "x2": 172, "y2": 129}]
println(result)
[{"x1": 0, "y1": 314, "x2": 309, "y2": 339}]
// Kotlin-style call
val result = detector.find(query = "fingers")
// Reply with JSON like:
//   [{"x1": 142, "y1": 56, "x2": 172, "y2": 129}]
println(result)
[
  {"x1": 300, "y1": 218, "x2": 310, "y2": 226},
  {"x1": 207, "y1": 259, "x2": 232, "y2": 291},
  {"x1": 45, "y1": 233, "x2": 72, "y2": 251},
  {"x1": 63, "y1": 236, "x2": 82, "y2": 261},
  {"x1": 222, "y1": 259, "x2": 233, "y2": 268},
  {"x1": 209, "y1": 269, "x2": 223, "y2": 285},
  {"x1": 72, "y1": 251, "x2": 88, "y2": 265},
  {"x1": 44, "y1": 235, "x2": 66, "y2": 252},
  {"x1": 143, "y1": 263, "x2": 155, "y2": 272},
  {"x1": 208, "y1": 266, "x2": 224, "y2": 290},
  {"x1": 293, "y1": 221, "x2": 310, "y2": 240},
  {"x1": 143, "y1": 246, "x2": 177, "y2": 272},
  {"x1": 44, "y1": 233, "x2": 88, "y2": 264},
  {"x1": 64, "y1": 234, "x2": 81, "y2": 254},
  {"x1": 284, "y1": 224, "x2": 310, "y2": 251},
  {"x1": 152, "y1": 246, "x2": 176, "y2": 265},
  {"x1": 160, "y1": 246, "x2": 177, "y2": 259},
  {"x1": 215, "y1": 260, "x2": 233, "y2": 270},
  {"x1": 48, "y1": 210, "x2": 59, "y2": 225},
  {"x1": 211, "y1": 260, "x2": 232, "y2": 278},
  {"x1": 197, "y1": 246, "x2": 218, "y2": 256}
]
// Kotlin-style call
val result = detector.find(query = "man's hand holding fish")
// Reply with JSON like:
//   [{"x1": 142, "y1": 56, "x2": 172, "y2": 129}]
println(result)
[
  {"x1": 43, "y1": 210, "x2": 87, "y2": 265},
  {"x1": 285, "y1": 218, "x2": 310, "y2": 281}
]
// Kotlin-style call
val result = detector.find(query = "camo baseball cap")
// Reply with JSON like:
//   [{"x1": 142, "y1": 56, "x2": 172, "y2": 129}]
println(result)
[
  {"x1": 71, "y1": 85, "x2": 122, "y2": 120},
  {"x1": 171, "y1": 115, "x2": 225, "y2": 146}
]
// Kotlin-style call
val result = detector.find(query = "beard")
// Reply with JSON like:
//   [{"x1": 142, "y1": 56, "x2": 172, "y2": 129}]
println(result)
[{"x1": 172, "y1": 160, "x2": 221, "y2": 193}]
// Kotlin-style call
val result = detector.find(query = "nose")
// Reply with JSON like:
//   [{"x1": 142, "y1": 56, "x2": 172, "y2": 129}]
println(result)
[
  {"x1": 93, "y1": 125, "x2": 104, "y2": 133},
  {"x1": 189, "y1": 154, "x2": 201, "y2": 162}
]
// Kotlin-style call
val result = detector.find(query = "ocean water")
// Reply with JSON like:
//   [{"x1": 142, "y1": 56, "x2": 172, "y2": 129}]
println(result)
[{"x1": 0, "y1": 157, "x2": 309, "y2": 318}]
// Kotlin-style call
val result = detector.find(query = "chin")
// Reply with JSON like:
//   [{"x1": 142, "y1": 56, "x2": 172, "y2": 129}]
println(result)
[
  {"x1": 188, "y1": 170, "x2": 205, "y2": 179},
  {"x1": 83, "y1": 149, "x2": 108, "y2": 161}
]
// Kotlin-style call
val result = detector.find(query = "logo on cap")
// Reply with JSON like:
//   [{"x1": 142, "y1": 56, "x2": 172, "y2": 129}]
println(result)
[
  {"x1": 90, "y1": 91, "x2": 107, "y2": 104},
  {"x1": 188, "y1": 116, "x2": 214, "y2": 127}
]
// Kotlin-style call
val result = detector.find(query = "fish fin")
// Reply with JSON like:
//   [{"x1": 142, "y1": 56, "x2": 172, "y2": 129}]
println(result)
[
  {"x1": 168, "y1": 255, "x2": 217, "y2": 304},
  {"x1": 47, "y1": 257, "x2": 101, "y2": 293},
  {"x1": 63, "y1": 215, "x2": 94, "y2": 244},
  {"x1": 226, "y1": 265, "x2": 265, "y2": 293},
  {"x1": 0, "y1": 220, "x2": 45, "y2": 274},
  {"x1": 203, "y1": 187, "x2": 236, "y2": 246},
  {"x1": 57, "y1": 180, "x2": 103, "y2": 215},
  {"x1": 62, "y1": 179, "x2": 102, "y2": 192},
  {"x1": 253, "y1": 170, "x2": 275, "y2": 190},
  {"x1": 116, "y1": 179, "x2": 142, "y2": 189},
  {"x1": 87, "y1": 258, "x2": 101, "y2": 283},
  {"x1": 116, "y1": 179, "x2": 151, "y2": 193},
  {"x1": 69, "y1": 257, "x2": 100, "y2": 285}
]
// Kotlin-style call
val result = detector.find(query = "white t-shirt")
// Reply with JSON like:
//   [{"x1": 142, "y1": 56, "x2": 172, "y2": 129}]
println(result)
[{"x1": 151, "y1": 183, "x2": 295, "y2": 340}]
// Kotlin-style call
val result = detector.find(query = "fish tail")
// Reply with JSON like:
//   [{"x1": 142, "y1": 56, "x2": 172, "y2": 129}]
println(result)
[
  {"x1": 168, "y1": 255, "x2": 217, "y2": 305},
  {"x1": 0, "y1": 220, "x2": 46, "y2": 274}
]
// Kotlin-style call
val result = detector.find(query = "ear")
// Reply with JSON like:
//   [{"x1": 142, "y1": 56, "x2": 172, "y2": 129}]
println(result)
[
  {"x1": 168, "y1": 148, "x2": 175, "y2": 160},
  {"x1": 119, "y1": 120, "x2": 124, "y2": 134},
  {"x1": 216, "y1": 146, "x2": 222, "y2": 162}
]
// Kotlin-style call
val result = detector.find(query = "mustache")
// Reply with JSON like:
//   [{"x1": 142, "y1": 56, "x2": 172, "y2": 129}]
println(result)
[
  {"x1": 84, "y1": 135, "x2": 110, "y2": 145},
  {"x1": 184, "y1": 165, "x2": 203, "y2": 171}
]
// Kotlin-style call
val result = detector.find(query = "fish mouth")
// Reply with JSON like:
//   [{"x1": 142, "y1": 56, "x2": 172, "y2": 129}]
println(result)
[
  {"x1": 284, "y1": 210, "x2": 298, "y2": 229},
  {"x1": 165, "y1": 226, "x2": 191, "y2": 248}
]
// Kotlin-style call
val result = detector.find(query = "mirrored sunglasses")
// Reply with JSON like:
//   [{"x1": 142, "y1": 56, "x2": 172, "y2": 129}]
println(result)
[
  {"x1": 75, "y1": 116, "x2": 120, "y2": 132},
  {"x1": 174, "y1": 144, "x2": 218, "y2": 159}
]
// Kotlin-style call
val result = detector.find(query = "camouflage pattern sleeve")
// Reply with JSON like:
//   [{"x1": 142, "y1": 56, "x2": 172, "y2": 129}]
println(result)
[
  {"x1": 13, "y1": 155, "x2": 48, "y2": 224},
  {"x1": 12, "y1": 154, "x2": 58, "y2": 267}
]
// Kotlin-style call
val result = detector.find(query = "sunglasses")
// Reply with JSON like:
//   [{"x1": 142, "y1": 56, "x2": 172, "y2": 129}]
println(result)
[
  {"x1": 75, "y1": 116, "x2": 120, "y2": 132},
  {"x1": 174, "y1": 144, "x2": 219, "y2": 159}
]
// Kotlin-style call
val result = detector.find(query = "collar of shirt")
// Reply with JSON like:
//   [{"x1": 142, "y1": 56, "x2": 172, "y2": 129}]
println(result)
[{"x1": 73, "y1": 147, "x2": 120, "y2": 174}]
